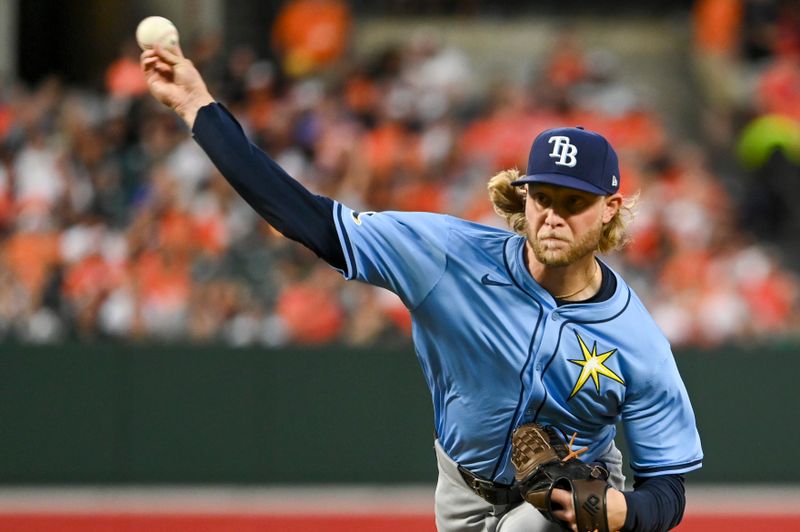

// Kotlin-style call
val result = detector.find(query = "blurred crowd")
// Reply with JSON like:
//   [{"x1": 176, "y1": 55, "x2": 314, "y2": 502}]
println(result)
[
  {"x1": 0, "y1": 0, "x2": 797, "y2": 348},
  {"x1": 694, "y1": 0, "x2": 800, "y2": 264}
]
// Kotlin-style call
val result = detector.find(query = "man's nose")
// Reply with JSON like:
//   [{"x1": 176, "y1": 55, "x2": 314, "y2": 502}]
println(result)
[{"x1": 543, "y1": 207, "x2": 564, "y2": 226}]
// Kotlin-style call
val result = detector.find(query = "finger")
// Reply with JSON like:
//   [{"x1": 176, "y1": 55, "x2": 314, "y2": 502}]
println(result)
[
  {"x1": 153, "y1": 64, "x2": 174, "y2": 78},
  {"x1": 140, "y1": 49, "x2": 159, "y2": 62},
  {"x1": 142, "y1": 60, "x2": 172, "y2": 79},
  {"x1": 550, "y1": 489, "x2": 576, "y2": 529},
  {"x1": 154, "y1": 43, "x2": 184, "y2": 65},
  {"x1": 550, "y1": 488, "x2": 573, "y2": 507},
  {"x1": 550, "y1": 512, "x2": 577, "y2": 532},
  {"x1": 551, "y1": 507, "x2": 576, "y2": 523},
  {"x1": 141, "y1": 56, "x2": 161, "y2": 70}
]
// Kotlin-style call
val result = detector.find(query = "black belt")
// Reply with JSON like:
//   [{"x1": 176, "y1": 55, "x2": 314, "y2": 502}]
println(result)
[{"x1": 457, "y1": 465, "x2": 523, "y2": 506}]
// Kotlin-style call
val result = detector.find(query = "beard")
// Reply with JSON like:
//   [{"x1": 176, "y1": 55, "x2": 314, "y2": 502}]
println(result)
[{"x1": 529, "y1": 220, "x2": 603, "y2": 266}]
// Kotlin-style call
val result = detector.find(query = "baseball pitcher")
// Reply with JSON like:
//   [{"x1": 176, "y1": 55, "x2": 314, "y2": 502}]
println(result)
[{"x1": 142, "y1": 44, "x2": 702, "y2": 532}]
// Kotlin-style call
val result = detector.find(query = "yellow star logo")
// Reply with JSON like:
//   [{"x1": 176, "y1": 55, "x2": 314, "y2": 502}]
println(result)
[{"x1": 567, "y1": 332, "x2": 625, "y2": 399}]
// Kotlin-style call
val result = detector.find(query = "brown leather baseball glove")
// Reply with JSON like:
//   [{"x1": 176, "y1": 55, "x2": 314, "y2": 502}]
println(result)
[{"x1": 511, "y1": 423, "x2": 611, "y2": 532}]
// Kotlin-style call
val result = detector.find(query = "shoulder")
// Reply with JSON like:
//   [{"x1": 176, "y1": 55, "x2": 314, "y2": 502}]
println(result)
[
  {"x1": 598, "y1": 267, "x2": 675, "y2": 376},
  {"x1": 338, "y1": 204, "x2": 514, "y2": 243},
  {"x1": 336, "y1": 205, "x2": 449, "y2": 229},
  {"x1": 604, "y1": 264, "x2": 669, "y2": 346},
  {"x1": 443, "y1": 216, "x2": 517, "y2": 245},
  {"x1": 624, "y1": 285, "x2": 671, "y2": 355}
]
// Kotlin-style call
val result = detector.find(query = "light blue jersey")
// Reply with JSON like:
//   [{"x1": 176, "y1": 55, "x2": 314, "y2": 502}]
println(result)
[{"x1": 333, "y1": 203, "x2": 702, "y2": 485}]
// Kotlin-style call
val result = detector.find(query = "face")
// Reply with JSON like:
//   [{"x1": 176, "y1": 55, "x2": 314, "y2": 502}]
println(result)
[{"x1": 525, "y1": 183, "x2": 619, "y2": 266}]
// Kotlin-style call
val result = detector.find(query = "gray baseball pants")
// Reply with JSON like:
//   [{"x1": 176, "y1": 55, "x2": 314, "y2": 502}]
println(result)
[{"x1": 433, "y1": 439, "x2": 626, "y2": 532}]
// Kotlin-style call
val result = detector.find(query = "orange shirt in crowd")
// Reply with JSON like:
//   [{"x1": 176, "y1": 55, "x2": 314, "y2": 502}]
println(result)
[
  {"x1": 0, "y1": 105, "x2": 13, "y2": 141},
  {"x1": 272, "y1": 0, "x2": 351, "y2": 75},
  {"x1": 392, "y1": 181, "x2": 444, "y2": 214},
  {"x1": 159, "y1": 208, "x2": 196, "y2": 256},
  {"x1": 1, "y1": 231, "x2": 60, "y2": 296},
  {"x1": 134, "y1": 250, "x2": 191, "y2": 310},
  {"x1": 693, "y1": 0, "x2": 743, "y2": 55},
  {"x1": 741, "y1": 272, "x2": 796, "y2": 330},
  {"x1": 363, "y1": 123, "x2": 417, "y2": 178},
  {"x1": 63, "y1": 254, "x2": 125, "y2": 301},
  {"x1": 105, "y1": 56, "x2": 148, "y2": 98},
  {"x1": 757, "y1": 58, "x2": 800, "y2": 120},
  {"x1": 276, "y1": 281, "x2": 344, "y2": 344}
]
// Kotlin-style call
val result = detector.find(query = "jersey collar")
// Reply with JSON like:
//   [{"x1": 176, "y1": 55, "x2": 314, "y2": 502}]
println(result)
[{"x1": 503, "y1": 236, "x2": 631, "y2": 320}]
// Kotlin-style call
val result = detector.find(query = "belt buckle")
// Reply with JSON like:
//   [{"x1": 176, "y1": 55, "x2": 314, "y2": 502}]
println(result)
[{"x1": 470, "y1": 477, "x2": 498, "y2": 502}]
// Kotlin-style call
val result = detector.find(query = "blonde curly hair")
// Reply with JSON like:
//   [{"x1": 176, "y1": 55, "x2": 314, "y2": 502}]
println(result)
[{"x1": 487, "y1": 169, "x2": 636, "y2": 253}]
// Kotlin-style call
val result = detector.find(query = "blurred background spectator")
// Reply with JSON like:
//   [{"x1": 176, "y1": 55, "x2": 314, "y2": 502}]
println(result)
[{"x1": 0, "y1": 0, "x2": 797, "y2": 348}]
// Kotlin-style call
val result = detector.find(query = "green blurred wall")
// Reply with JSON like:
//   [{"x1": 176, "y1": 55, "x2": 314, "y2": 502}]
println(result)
[{"x1": 1, "y1": 343, "x2": 797, "y2": 484}]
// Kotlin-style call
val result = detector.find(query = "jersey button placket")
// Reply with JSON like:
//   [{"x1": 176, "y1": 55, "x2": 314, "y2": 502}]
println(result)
[
  {"x1": 541, "y1": 312, "x2": 558, "y2": 370},
  {"x1": 527, "y1": 309, "x2": 561, "y2": 422}
]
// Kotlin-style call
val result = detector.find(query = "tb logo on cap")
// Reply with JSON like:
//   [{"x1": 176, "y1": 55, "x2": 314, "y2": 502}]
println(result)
[{"x1": 548, "y1": 136, "x2": 578, "y2": 167}]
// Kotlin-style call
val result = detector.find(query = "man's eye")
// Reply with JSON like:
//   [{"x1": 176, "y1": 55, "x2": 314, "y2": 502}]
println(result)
[{"x1": 568, "y1": 198, "x2": 585, "y2": 209}]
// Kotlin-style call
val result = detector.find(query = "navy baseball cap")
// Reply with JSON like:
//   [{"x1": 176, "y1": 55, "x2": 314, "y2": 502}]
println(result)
[{"x1": 510, "y1": 126, "x2": 620, "y2": 195}]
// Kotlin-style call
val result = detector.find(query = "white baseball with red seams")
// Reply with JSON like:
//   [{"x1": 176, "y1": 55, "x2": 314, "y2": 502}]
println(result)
[{"x1": 135, "y1": 16, "x2": 179, "y2": 51}]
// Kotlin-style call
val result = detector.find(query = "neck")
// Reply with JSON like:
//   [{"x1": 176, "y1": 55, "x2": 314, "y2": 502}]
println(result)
[{"x1": 525, "y1": 246, "x2": 600, "y2": 301}]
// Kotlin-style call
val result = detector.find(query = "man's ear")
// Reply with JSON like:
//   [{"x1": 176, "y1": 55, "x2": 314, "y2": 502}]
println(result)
[{"x1": 603, "y1": 194, "x2": 623, "y2": 223}]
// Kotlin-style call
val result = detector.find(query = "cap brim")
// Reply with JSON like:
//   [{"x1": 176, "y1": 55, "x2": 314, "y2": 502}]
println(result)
[{"x1": 510, "y1": 173, "x2": 608, "y2": 195}]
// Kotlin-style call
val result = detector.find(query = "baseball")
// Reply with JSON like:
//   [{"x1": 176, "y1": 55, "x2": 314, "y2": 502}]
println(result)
[{"x1": 135, "y1": 16, "x2": 179, "y2": 51}]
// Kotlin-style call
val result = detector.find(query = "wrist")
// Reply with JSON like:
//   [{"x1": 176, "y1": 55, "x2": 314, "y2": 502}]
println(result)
[
  {"x1": 175, "y1": 91, "x2": 215, "y2": 128},
  {"x1": 606, "y1": 487, "x2": 627, "y2": 531}
]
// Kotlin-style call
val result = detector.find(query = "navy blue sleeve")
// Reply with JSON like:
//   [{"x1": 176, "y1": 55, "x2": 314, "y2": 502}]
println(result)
[
  {"x1": 621, "y1": 474, "x2": 686, "y2": 532},
  {"x1": 191, "y1": 102, "x2": 345, "y2": 270}
]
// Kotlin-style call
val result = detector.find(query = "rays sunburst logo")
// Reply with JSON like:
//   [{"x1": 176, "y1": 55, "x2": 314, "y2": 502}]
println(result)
[{"x1": 567, "y1": 331, "x2": 625, "y2": 399}]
